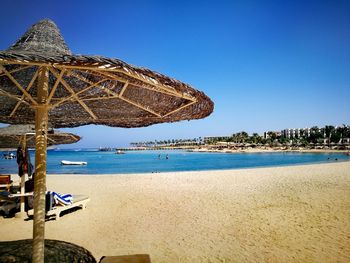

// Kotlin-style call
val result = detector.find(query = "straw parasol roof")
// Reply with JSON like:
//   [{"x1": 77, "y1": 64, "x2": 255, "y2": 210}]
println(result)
[
  {"x1": 0, "y1": 19, "x2": 213, "y2": 128},
  {"x1": 0, "y1": 19, "x2": 213, "y2": 263},
  {"x1": 0, "y1": 124, "x2": 80, "y2": 148}
]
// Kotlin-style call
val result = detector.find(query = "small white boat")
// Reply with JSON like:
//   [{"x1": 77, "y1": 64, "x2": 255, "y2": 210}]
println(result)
[
  {"x1": 115, "y1": 150, "x2": 125, "y2": 154},
  {"x1": 61, "y1": 160, "x2": 87, "y2": 165}
]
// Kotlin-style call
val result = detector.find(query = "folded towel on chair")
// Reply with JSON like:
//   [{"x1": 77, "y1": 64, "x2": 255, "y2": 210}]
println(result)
[{"x1": 48, "y1": 191, "x2": 73, "y2": 206}]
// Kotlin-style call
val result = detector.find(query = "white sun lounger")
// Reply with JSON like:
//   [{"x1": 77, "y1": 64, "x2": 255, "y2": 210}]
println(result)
[{"x1": 27, "y1": 194, "x2": 90, "y2": 220}]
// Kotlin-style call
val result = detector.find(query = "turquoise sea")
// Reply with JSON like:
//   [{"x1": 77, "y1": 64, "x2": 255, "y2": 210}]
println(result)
[{"x1": 0, "y1": 149, "x2": 349, "y2": 175}]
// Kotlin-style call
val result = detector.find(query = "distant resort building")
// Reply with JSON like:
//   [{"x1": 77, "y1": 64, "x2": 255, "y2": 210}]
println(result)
[
  {"x1": 280, "y1": 126, "x2": 350, "y2": 144},
  {"x1": 281, "y1": 128, "x2": 313, "y2": 139}
]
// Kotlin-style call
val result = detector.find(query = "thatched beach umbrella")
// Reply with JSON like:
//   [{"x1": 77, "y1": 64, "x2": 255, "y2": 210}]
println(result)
[
  {"x1": 0, "y1": 124, "x2": 80, "y2": 148},
  {"x1": 0, "y1": 19, "x2": 213, "y2": 262}
]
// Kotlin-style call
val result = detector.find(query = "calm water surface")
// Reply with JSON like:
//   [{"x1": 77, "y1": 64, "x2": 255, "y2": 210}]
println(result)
[{"x1": 0, "y1": 149, "x2": 349, "y2": 175}]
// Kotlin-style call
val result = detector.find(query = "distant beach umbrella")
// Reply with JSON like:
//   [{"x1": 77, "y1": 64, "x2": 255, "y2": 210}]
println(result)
[
  {"x1": 0, "y1": 124, "x2": 80, "y2": 148},
  {"x1": 0, "y1": 19, "x2": 213, "y2": 262}
]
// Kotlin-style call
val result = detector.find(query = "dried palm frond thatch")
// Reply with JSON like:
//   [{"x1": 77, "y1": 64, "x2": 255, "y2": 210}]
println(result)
[{"x1": 0, "y1": 124, "x2": 80, "y2": 148}]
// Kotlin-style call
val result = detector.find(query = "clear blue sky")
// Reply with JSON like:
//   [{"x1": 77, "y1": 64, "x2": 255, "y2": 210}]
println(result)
[{"x1": 1, "y1": 0, "x2": 349, "y2": 148}]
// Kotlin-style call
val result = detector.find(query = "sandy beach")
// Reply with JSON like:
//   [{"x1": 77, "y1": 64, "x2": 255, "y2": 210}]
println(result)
[{"x1": 1, "y1": 162, "x2": 350, "y2": 262}]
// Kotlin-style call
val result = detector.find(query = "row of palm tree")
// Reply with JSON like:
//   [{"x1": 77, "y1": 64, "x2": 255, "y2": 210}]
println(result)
[
  {"x1": 205, "y1": 125, "x2": 350, "y2": 146},
  {"x1": 130, "y1": 137, "x2": 203, "y2": 147},
  {"x1": 129, "y1": 125, "x2": 350, "y2": 148},
  {"x1": 308, "y1": 125, "x2": 350, "y2": 144}
]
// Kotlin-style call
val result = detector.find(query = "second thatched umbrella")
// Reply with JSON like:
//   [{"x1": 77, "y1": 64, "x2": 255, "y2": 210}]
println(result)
[
  {"x1": 0, "y1": 124, "x2": 80, "y2": 149},
  {"x1": 0, "y1": 19, "x2": 213, "y2": 263}
]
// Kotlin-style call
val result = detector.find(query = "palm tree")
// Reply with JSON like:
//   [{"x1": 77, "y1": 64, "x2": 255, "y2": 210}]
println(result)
[
  {"x1": 251, "y1": 133, "x2": 260, "y2": 144},
  {"x1": 324, "y1": 125, "x2": 335, "y2": 146},
  {"x1": 308, "y1": 126, "x2": 322, "y2": 144}
]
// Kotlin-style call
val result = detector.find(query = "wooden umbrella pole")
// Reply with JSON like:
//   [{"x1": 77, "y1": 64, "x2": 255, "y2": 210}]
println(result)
[
  {"x1": 15, "y1": 134, "x2": 27, "y2": 218},
  {"x1": 32, "y1": 66, "x2": 49, "y2": 263}
]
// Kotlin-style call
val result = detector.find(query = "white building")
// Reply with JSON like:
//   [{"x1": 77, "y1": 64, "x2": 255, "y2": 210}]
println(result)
[{"x1": 282, "y1": 128, "x2": 312, "y2": 138}]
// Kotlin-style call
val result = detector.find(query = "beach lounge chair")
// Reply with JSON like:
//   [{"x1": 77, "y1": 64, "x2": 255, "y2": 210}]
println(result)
[
  {"x1": 26, "y1": 193, "x2": 90, "y2": 220},
  {"x1": 47, "y1": 194, "x2": 90, "y2": 220},
  {"x1": 0, "y1": 197, "x2": 18, "y2": 216},
  {"x1": 0, "y1": 175, "x2": 12, "y2": 192},
  {"x1": 0, "y1": 175, "x2": 17, "y2": 216}
]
